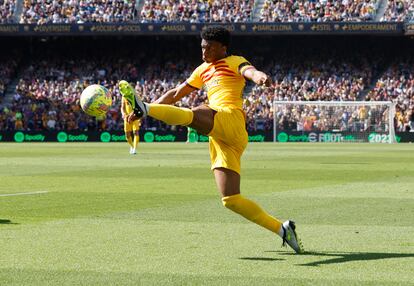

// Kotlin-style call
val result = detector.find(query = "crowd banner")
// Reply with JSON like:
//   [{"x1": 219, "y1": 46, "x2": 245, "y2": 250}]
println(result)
[
  {"x1": 0, "y1": 22, "x2": 405, "y2": 36},
  {"x1": 0, "y1": 130, "x2": 413, "y2": 143}
]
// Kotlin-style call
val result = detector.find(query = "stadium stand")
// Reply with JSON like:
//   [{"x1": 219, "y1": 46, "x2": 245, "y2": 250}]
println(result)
[
  {"x1": 18, "y1": 0, "x2": 254, "y2": 24},
  {"x1": 380, "y1": 0, "x2": 414, "y2": 22},
  {"x1": 0, "y1": 58, "x2": 19, "y2": 99},
  {"x1": 242, "y1": 46, "x2": 375, "y2": 130},
  {"x1": 366, "y1": 59, "x2": 414, "y2": 132},
  {"x1": 5, "y1": 37, "x2": 201, "y2": 131},
  {"x1": 7, "y1": 0, "x2": 414, "y2": 23},
  {"x1": 4, "y1": 37, "x2": 412, "y2": 133},
  {"x1": 0, "y1": 19, "x2": 413, "y2": 134},
  {"x1": 19, "y1": 0, "x2": 137, "y2": 24},
  {"x1": 11, "y1": 58, "x2": 204, "y2": 131},
  {"x1": 139, "y1": 0, "x2": 253, "y2": 23},
  {"x1": 0, "y1": 0, "x2": 16, "y2": 23},
  {"x1": 259, "y1": 0, "x2": 379, "y2": 22}
]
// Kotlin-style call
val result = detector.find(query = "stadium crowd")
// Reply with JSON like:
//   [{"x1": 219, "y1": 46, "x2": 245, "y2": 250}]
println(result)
[
  {"x1": 274, "y1": 104, "x2": 393, "y2": 135},
  {"x1": 0, "y1": 0, "x2": 16, "y2": 23},
  {"x1": 0, "y1": 59, "x2": 18, "y2": 99},
  {"x1": 3, "y1": 54, "x2": 413, "y2": 133},
  {"x1": 2, "y1": 55, "x2": 202, "y2": 131},
  {"x1": 2, "y1": 0, "x2": 414, "y2": 23},
  {"x1": 380, "y1": 0, "x2": 414, "y2": 22},
  {"x1": 366, "y1": 59, "x2": 414, "y2": 132},
  {"x1": 243, "y1": 53, "x2": 373, "y2": 130},
  {"x1": 259, "y1": 0, "x2": 379, "y2": 22},
  {"x1": 140, "y1": 0, "x2": 253, "y2": 23},
  {"x1": 17, "y1": 0, "x2": 254, "y2": 24},
  {"x1": 1, "y1": 36, "x2": 413, "y2": 133},
  {"x1": 19, "y1": 0, "x2": 137, "y2": 24}
]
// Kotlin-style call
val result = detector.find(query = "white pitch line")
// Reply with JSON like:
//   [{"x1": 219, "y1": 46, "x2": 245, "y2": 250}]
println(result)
[{"x1": 0, "y1": 191, "x2": 49, "y2": 197}]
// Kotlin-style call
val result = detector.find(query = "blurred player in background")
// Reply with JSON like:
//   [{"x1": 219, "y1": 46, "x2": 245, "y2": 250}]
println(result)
[
  {"x1": 120, "y1": 26, "x2": 303, "y2": 253},
  {"x1": 186, "y1": 126, "x2": 198, "y2": 143},
  {"x1": 121, "y1": 96, "x2": 140, "y2": 154}
]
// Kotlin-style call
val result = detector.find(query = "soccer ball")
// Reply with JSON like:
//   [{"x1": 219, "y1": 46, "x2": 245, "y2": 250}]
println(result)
[{"x1": 80, "y1": 84, "x2": 112, "y2": 118}]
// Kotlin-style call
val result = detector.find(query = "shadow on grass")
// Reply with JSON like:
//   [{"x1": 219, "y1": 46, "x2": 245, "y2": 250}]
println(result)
[
  {"x1": 0, "y1": 219, "x2": 18, "y2": 225},
  {"x1": 272, "y1": 251, "x2": 414, "y2": 266},
  {"x1": 240, "y1": 257, "x2": 283, "y2": 262}
]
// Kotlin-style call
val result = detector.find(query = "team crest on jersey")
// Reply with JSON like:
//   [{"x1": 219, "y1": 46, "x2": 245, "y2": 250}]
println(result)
[{"x1": 204, "y1": 78, "x2": 220, "y2": 91}]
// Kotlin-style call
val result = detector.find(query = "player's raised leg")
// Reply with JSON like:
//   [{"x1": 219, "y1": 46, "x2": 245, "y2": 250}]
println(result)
[
  {"x1": 119, "y1": 80, "x2": 214, "y2": 134},
  {"x1": 119, "y1": 80, "x2": 148, "y2": 118},
  {"x1": 119, "y1": 80, "x2": 195, "y2": 125},
  {"x1": 215, "y1": 167, "x2": 304, "y2": 254}
]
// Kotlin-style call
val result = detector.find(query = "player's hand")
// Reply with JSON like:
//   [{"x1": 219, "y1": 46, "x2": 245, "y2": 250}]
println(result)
[
  {"x1": 253, "y1": 71, "x2": 272, "y2": 87},
  {"x1": 127, "y1": 113, "x2": 138, "y2": 123}
]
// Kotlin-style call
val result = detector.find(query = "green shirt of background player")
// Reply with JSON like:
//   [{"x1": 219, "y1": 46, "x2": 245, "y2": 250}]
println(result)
[{"x1": 186, "y1": 126, "x2": 198, "y2": 143}]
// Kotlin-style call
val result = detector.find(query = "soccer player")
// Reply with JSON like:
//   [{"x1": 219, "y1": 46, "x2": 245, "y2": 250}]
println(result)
[
  {"x1": 121, "y1": 95, "x2": 140, "y2": 154},
  {"x1": 120, "y1": 27, "x2": 303, "y2": 253}
]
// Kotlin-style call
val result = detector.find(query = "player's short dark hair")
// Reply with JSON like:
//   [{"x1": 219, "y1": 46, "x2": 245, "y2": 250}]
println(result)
[{"x1": 201, "y1": 26, "x2": 231, "y2": 48}]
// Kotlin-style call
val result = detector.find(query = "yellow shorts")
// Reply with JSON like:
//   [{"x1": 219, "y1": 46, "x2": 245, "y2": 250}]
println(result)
[
  {"x1": 124, "y1": 119, "x2": 140, "y2": 133},
  {"x1": 208, "y1": 106, "x2": 248, "y2": 175}
]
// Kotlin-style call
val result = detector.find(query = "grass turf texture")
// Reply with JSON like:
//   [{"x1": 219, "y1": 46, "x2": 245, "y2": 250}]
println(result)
[{"x1": 0, "y1": 142, "x2": 413, "y2": 285}]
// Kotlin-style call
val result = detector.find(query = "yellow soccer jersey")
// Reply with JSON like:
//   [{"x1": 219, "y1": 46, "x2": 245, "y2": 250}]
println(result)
[
  {"x1": 122, "y1": 97, "x2": 133, "y2": 114},
  {"x1": 186, "y1": 55, "x2": 253, "y2": 110}
]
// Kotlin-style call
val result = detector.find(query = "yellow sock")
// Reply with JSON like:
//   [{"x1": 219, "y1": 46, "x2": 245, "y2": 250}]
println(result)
[
  {"x1": 126, "y1": 135, "x2": 133, "y2": 148},
  {"x1": 222, "y1": 194, "x2": 282, "y2": 234},
  {"x1": 133, "y1": 134, "x2": 139, "y2": 149},
  {"x1": 148, "y1": 104, "x2": 193, "y2": 126}
]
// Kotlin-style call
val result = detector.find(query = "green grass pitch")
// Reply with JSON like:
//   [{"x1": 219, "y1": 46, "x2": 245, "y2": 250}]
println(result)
[{"x1": 0, "y1": 142, "x2": 413, "y2": 285}]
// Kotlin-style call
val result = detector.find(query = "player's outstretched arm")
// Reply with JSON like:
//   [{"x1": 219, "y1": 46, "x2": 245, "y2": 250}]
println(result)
[
  {"x1": 154, "y1": 82, "x2": 196, "y2": 105},
  {"x1": 243, "y1": 67, "x2": 272, "y2": 87}
]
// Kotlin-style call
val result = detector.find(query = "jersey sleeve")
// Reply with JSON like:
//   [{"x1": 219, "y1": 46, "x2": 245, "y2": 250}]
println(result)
[
  {"x1": 186, "y1": 65, "x2": 203, "y2": 90},
  {"x1": 236, "y1": 56, "x2": 254, "y2": 76}
]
